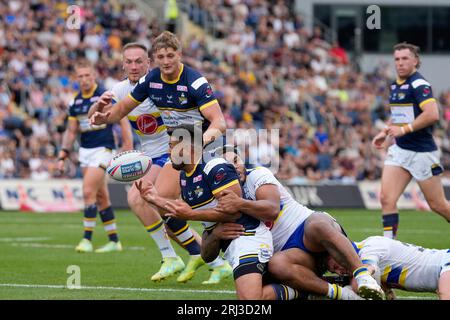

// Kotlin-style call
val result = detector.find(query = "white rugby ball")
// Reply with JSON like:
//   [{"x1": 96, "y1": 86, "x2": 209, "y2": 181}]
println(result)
[{"x1": 107, "y1": 150, "x2": 152, "y2": 182}]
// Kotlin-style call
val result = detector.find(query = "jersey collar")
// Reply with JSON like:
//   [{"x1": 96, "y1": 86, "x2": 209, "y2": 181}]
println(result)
[
  {"x1": 161, "y1": 63, "x2": 184, "y2": 84},
  {"x1": 395, "y1": 69, "x2": 418, "y2": 85},
  {"x1": 81, "y1": 84, "x2": 98, "y2": 99}
]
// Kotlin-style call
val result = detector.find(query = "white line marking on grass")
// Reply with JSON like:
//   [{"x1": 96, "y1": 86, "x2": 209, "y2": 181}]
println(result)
[
  {"x1": 0, "y1": 284, "x2": 437, "y2": 299},
  {"x1": 9, "y1": 242, "x2": 146, "y2": 251},
  {"x1": 0, "y1": 283, "x2": 236, "y2": 295},
  {"x1": 0, "y1": 237, "x2": 51, "y2": 242},
  {"x1": 358, "y1": 228, "x2": 446, "y2": 235}
]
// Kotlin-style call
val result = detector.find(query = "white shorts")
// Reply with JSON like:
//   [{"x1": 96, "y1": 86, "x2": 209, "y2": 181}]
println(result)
[
  {"x1": 384, "y1": 144, "x2": 443, "y2": 181},
  {"x1": 223, "y1": 221, "x2": 273, "y2": 273},
  {"x1": 78, "y1": 147, "x2": 114, "y2": 168}
]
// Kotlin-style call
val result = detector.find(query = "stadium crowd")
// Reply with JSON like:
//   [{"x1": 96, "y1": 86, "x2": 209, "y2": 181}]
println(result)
[{"x1": 1, "y1": 0, "x2": 450, "y2": 183}]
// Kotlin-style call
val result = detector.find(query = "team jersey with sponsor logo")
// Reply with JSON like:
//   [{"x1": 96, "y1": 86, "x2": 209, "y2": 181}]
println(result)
[
  {"x1": 111, "y1": 78, "x2": 169, "y2": 158},
  {"x1": 68, "y1": 85, "x2": 115, "y2": 149},
  {"x1": 129, "y1": 64, "x2": 218, "y2": 132},
  {"x1": 180, "y1": 157, "x2": 261, "y2": 239},
  {"x1": 389, "y1": 71, "x2": 437, "y2": 152},
  {"x1": 355, "y1": 236, "x2": 450, "y2": 292},
  {"x1": 243, "y1": 166, "x2": 314, "y2": 252}
]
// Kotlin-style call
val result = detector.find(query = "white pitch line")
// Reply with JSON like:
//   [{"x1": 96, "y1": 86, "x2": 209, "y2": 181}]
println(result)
[
  {"x1": 0, "y1": 237, "x2": 51, "y2": 242},
  {"x1": 358, "y1": 228, "x2": 447, "y2": 235},
  {"x1": 9, "y1": 242, "x2": 146, "y2": 251},
  {"x1": 0, "y1": 283, "x2": 236, "y2": 295},
  {"x1": 0, "y1": 283, "x2": 437, "y2": 299}
]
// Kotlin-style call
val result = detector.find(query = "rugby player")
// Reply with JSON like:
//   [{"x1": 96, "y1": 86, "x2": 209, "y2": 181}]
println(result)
[
  {"x1": 212, "y1": 146, "x2": 384, "y2": 300},
  {"x1": 57, "y1": 59, "x2": 133, "y2": 253},
  {"x1": 136, "y1": 124, "x2": 298, "y2": 300},
  {"x1": 108, "y1": 42, "x2": 205, "y2": 282},
  {"x1": 372, "y1": 42, "x2": 450, "y2": 239},
  {"x1": 325, "y1": 236, "x2": 450, "y2": 300},
  {"x1": 89, "y1": 31, "x2": 231, "y2": 283}
]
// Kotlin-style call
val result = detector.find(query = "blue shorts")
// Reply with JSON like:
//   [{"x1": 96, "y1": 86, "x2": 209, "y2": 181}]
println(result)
[
  {"x1": 152, "y1": 153, "x2": 170, "y2": 168},
  {"x1": 281, "y1": 221, "x2": 313, "y2": 254}
]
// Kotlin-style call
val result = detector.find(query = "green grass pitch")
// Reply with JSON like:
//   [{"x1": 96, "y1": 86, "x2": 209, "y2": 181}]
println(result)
[{"x1": 0, "y1": 209, "x2": 448, "y2": 300}]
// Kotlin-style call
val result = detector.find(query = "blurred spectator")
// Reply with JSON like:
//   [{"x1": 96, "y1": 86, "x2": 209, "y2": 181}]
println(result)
[{"x1": 1, "y1": 0, "x2": 449, "y2": 185}]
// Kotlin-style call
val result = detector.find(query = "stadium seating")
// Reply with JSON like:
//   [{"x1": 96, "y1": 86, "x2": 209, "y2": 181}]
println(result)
[{"x1": 1, "y1": 0, "x2": 449, "y2": 183}]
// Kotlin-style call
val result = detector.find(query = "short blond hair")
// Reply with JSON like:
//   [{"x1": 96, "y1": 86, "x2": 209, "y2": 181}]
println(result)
[
  {"x1": 152, "y1": 31, "x2": 181, "y2": 53},
  {"x1": 394, "y1": 42, "x2": 421, "y2": 69},
  {"x1": 123, "y1": 42, "x2": 148, "y2": 55},
  {"x1": 74, "y1": 59, "x2": 94, "y2": 71}
]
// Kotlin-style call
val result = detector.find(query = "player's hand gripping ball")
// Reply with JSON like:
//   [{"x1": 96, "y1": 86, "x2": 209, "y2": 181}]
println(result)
[{"x1": 107, "y1": 150, "x2": 152, "y2": 182}]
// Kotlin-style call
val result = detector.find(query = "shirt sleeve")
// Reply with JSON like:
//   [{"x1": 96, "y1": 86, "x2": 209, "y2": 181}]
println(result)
[
  {"x1": 411, "y1": 78, "x2": 436, "y2": 109},
  {"x1": 129, "y1": 74, "x2": 150, "y2": 104},
  {"x1": 190, "y1": 74, "x2": 218, "y2": 111},
  {"x1": 205, "y1": 161, "x2": 240, "y2": 196}
]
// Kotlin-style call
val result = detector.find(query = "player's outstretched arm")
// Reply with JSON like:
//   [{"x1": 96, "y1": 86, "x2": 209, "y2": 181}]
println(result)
[
  {"x1": 200, "y1": 103, "x2": 226, "y2": 146},
  {"x1": 164, "y1": 182, "x2": 242, "y2": 222},
  {"x1": 216, "y1": 186, "x2": 280, "y2": 222},
  {"x1": 135, "y1": 180, "x2": 174, "y2": 212},
  {"x1": 119, "y1": 117, "x2": 133, "y2": 151},
  {"x1": 87, "y1": 91, "x2": 113, "y2": 118},
  {"x1": 90, "y1": 95, "x2": 139, "y2": 125}
]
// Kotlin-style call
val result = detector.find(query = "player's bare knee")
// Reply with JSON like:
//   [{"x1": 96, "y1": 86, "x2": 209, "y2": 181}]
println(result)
[
  {"x1": 380, "y1": 192, "x2": 395, "y2": 209},
  {"x1": 83, "y1": 188, "x2": 97, "y2": 203},
  {"x1": 428, "y1": 199, "x2": 449, "y2": 216}
]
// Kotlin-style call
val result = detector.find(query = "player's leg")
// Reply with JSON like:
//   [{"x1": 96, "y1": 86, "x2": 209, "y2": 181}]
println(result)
[
  {"x1": 438, "y1": 270, "x2": 450, "y2": 300},
  {"x1": 380, "y1": 165, "x2": 412, "y2": 238},
  {"x1": 235, "y1": 273, "x2": 264, "y2": 300},
  {"x1": 268, "y1": 249, "x2": 328, "y2": 295},
  {"x1": 75, "y1": 166, "x2": 106, "y2": 252},
  {"x1": 94, "y1": 176, "x2": 123, "y2": 253},
  {"x1": 128, "y1": 162, "x2": 184, "y2": 280},
  {"x1": 417, "y1": 176, "x2": 450, "y2": 222},
  {"x1": 303, "y1": 212, "x2": 384, "y2": 300}
]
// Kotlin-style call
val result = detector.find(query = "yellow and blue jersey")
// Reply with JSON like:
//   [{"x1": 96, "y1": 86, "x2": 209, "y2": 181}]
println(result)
[
  {"x1": 180, "y1": 157, "x2": 260, "y2": 236},
  {"x1": 68, "y1": 85, "x2": 115, "y2": 149},
  {"x1": 389, "y1": 71, "x2": 437, "y2": 152},
  {"x1": 129, "y1": 64, "x2": 218, "y2": 132}
]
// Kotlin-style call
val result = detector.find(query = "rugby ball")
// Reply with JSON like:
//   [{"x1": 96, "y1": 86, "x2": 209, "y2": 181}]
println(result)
[{"x1": 107, "y1": 150, "x2": 152, "y2": 182}]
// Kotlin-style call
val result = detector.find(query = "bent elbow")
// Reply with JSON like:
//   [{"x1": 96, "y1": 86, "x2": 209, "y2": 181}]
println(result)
[{"x1": 267, "y1": 206, "x2": 280, "y2": 221}]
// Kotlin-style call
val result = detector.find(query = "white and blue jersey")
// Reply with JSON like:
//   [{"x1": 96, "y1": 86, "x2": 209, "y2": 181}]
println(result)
[
  {"x1": 242, "y1": 166, "x2": 314, "y2": 252},
  {"x1": 129, "y1": 64, "x2": 218, "y2": 132},
  {"x1": 68, "y1": 84, "x2": 115, "y2": 150},
  {"x1": 111, "y1": 78, "x2": 169, "y2": 162},
  {"x1": 389, "y1": 71, "x2": 437, "y2": 152},
  {"x1": 354, "y1": 236, "x2": 450, "y2": 292}
]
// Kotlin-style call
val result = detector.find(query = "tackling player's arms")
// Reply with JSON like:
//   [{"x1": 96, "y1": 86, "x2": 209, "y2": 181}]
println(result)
[
  {"x1": 164, "y1": 180, "x2": 243, "y2": 222},
  {"x1": 216, "y1": 185, "x2": 280, "y2": 222}
]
